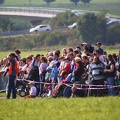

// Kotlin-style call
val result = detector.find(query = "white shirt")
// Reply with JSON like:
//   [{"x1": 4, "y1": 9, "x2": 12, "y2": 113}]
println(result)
[{"x1": 30, "y1": 86, "x2": 37, "y2": 96}]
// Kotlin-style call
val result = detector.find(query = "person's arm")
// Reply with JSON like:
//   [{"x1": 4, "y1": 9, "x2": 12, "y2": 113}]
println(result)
[{"x1": 104, "y1": 64, "x2": 114, "y2": 72}]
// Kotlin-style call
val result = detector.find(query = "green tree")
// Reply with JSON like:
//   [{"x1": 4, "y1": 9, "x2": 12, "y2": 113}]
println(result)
[
  {"x1": 43, "y1": 0, "x2": 55, "y2": 5},
  {"x1": 0, "y1": 18, "x2": 13, "y2": 32},
  {"x1": 77, "y1": 12, "x2": 107, "y2": 44},
  {"x1": 70, "y1": 0, "x2": 80, "y2": 5},
  {"x1": 81, "y1": 0, "x2": 91, "y2": 6},
  {"x1": 106, "y1": 24, "x2": 120, "y2": 45},
  {"x1": 50, "y1": 12, "x2": 77, "y2": 27},
  {"x1": 0, "y1": 0, "x2": 4, "y2": 4}
]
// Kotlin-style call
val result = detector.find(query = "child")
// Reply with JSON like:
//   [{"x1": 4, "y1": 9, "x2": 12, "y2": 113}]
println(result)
[
  {"x1": 45, "y1": 66, "x2": 52, "y2": 83},
  {"x1": 25, "y1": 81, "x2": 37, "y2": 98},
  {"x1": 42, "y1": 83, "x2": 52, "y2": 97}
]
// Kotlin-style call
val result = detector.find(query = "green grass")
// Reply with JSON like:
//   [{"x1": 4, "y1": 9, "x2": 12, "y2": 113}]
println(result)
[{"x1": 0, "y1": 97, "x2": 120, "y2": 120}]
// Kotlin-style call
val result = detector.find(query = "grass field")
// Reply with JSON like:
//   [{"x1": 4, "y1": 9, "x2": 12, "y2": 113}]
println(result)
[{"x1": 0, "y1": 97, "x2": 120, "y2": 120}]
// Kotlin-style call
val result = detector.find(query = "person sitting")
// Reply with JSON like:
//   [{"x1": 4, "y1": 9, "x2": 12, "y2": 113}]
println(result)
[
  {"x1": 25, "y1": 81, "x2": 37, "y2": 98},
  {"x1": 42, "y1": 84, "x2": 52, "y2": 97}
]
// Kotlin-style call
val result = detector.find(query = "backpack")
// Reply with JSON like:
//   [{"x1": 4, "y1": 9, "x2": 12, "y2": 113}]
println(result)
[{"x1": 87, "y1": 45, "x2": 94, "y2": 53}]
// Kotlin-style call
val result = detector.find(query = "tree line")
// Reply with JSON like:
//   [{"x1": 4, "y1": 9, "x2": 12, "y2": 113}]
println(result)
[{"x1": 0, "y1": 11, "x2": 120, "y2": 51}]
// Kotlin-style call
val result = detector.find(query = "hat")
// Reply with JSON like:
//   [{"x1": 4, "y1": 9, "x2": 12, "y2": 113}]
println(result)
[
  {"x1": 28, "y1": 81, "x2": 35, "y2": 85},
  {"x1": 46, "y1": 66, "x2": 52, "y2": 71},
  {"x1": 64, "y1": 56, "x2": 70, "y2": 61},
  {"x1": 81, "y1": 42, "x2": 87, "y2": 46},
  {"x1": 49, "y1": 61, "x2": 56, "y2": 67},
  {"x1": 95, "y1": 42, "x2": 102, "y2": 46}
]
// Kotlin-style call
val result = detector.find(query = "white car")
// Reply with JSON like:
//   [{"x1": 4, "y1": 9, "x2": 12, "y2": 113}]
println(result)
[
  {"x1": 68, "y1": 23, "x2": 77, "y2": 29},
  {"x1": 29, "y1": 25, "x2": 51, "y2": 33}
]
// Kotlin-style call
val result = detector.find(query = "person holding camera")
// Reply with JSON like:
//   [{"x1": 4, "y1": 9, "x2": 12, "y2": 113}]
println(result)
[{"x1": 6, "y1": 53, "x2": 19, "y2": 99}]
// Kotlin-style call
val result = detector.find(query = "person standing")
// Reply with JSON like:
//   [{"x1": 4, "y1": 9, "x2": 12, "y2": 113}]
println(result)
[
  {"x1": 89, "y1": 56, "x2": 105, "y2": 96},
  {"x1": 6, "y1": 53, "x2": 19, "y2": 99},
  {"x1": 104, "y1": 54, "x2": 116, "y2": 96}
]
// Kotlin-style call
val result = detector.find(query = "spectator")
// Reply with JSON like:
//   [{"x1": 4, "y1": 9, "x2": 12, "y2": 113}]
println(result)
[
  {"x1": 53, "y1": 51, "x2": 60, "y2": 68},
  {"x1": 6, "y1": 53, "x2": 19, "y2": 99},
  {"x1": 95, "y1": 42, "x2": 104, "y2": 55},
  {"x1": 62, "y1": 48, "x2": 67, "y2": 57},
  {"x1": 38, "y1": 56, "x2": 48, "y2": 96},
  {"x1": 81, "y1": 42, "x2": 94, "y2": 54},
  {"x1": 15, "y1": 50, "x2": 21, "y2": 61},
  {"x1": 104, "y1": 54, "x2": 116, "y2": 96},
  {"x1": 89, "y1": 56, "x2": 105, "y2": 96},
  {"x1": 25, "y1": 81, "x2": 37, "y2": 98}
]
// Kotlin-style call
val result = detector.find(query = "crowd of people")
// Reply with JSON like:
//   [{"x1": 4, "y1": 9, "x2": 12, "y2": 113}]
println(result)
[{"x1": 0, "y1": 42, "x2": 120, "y2": 99}]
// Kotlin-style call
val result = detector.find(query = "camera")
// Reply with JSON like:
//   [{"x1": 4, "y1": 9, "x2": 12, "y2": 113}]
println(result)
[{"x1": 3, "y1": 68, "x2": 9, "y2": 76}]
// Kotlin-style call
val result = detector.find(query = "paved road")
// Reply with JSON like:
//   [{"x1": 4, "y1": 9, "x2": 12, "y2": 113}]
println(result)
[{"x1": 0, "y1": 26, "x2": 67, "y2": 37}]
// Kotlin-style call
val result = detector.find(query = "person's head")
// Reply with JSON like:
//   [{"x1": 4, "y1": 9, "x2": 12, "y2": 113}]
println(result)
[
  {"x1": 47, "y1": 56, "x2": 54, "y2": 63},
  {"x1": 46, "y1": 66, "x2": 52, "y2": 73},
  {"x1": 63, "y1": 57, "x2": 70, "y2": 63},
  {"x1": 68, "y1": 48, "x2": 73, "y2": 53},
  {"x1": 53, "y1": 51, "x2": 60, "y2": 59},
  {"x1": 58, "y1": 56, "x2": 65, "y2": 62},
  {"x1": 73, "y1": 49, "x2": 79, "y2": 57},
  {"x1": 112, "y1": 53, "x2": 117, "y2": 62},
  {"x1": 93, "y1": 56, "x2": 100, "y2": 64},
  {"x1": 67, "y1": 52, "x2": 74, "y2": 60},
  {"x1": 28, "y1": 81, "x2": 35, "y2": 87},
  {"x1": 15, "y1": 50, "x2": 21, "y2": 54},
  {"x1": 49, "y1": 61, "x2": 56, "y2": 67},
  {"x1": 81, "y1": 42, "x2": 87, "y2": 47},
  {"x1": 89, "y1": 57, "x2": 94, "y2": 63},
  {"x1": 35, "y1": 54, "x2": 41, "y2": 62},
  {"x1": 9, "y1": 53, "x2": 16, "y2": 59},
  {"x1": 84, "y1": 50, "x2": 89, "y2": 55},
  {"x1": 20, "y1": 58, "x2": 26, "y2": 66},
  {"x1": 41, "y1": 56, "x2": 47, "y2": 63},
  {"x1": 95, "y1": 42, "x2": 102, "y2": 48},
  {"x1": 82, "y1": 56, "x2": 89, "y2": 63},
  {"x1": 94, "y1": 50, "x2": 100, "y2": 57},
  {"x1": 74, "y1": 57, "x2": 81, "y2": 63},
  {"x1": 75, "y1": 60, "x2": 83, "y2": 68},
  {"x1": 104, "y1": 51, "x2": 107, "y2": 56},
  {"x1": 108, "y1": 54, "x2": 114, "y2": 62},
  {"x1": 26, "y1": 56, "x2": 32, "y2": 63},
  {"x1": 62, "y1": 48, "x2": 67, "y2": 55}
]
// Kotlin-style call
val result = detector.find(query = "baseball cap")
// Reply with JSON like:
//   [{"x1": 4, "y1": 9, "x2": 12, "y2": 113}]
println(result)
[
  {"x1": 95, "y1": 42, "x2": 102, "y2": 46},
  {"x1": 81, "y1": 42, "x2": 87, "y2": 46}
]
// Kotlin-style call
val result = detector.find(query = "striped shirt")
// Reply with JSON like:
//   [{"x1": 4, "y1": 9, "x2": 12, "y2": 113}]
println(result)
[{"x1": 89, "y1": 62, "x2": 105, "y2": 80}]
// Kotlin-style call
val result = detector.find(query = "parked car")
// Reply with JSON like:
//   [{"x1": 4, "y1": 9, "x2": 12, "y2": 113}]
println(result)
[
  {"x1": 68, "y1": 23, "x2": 77, "y2": 29},
  {"x1": 29, "y1": 25, "x2": 51, "y2": 33},
  {"x1": 107, "y1": 20, "x2": 120, "y2": 26}
]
